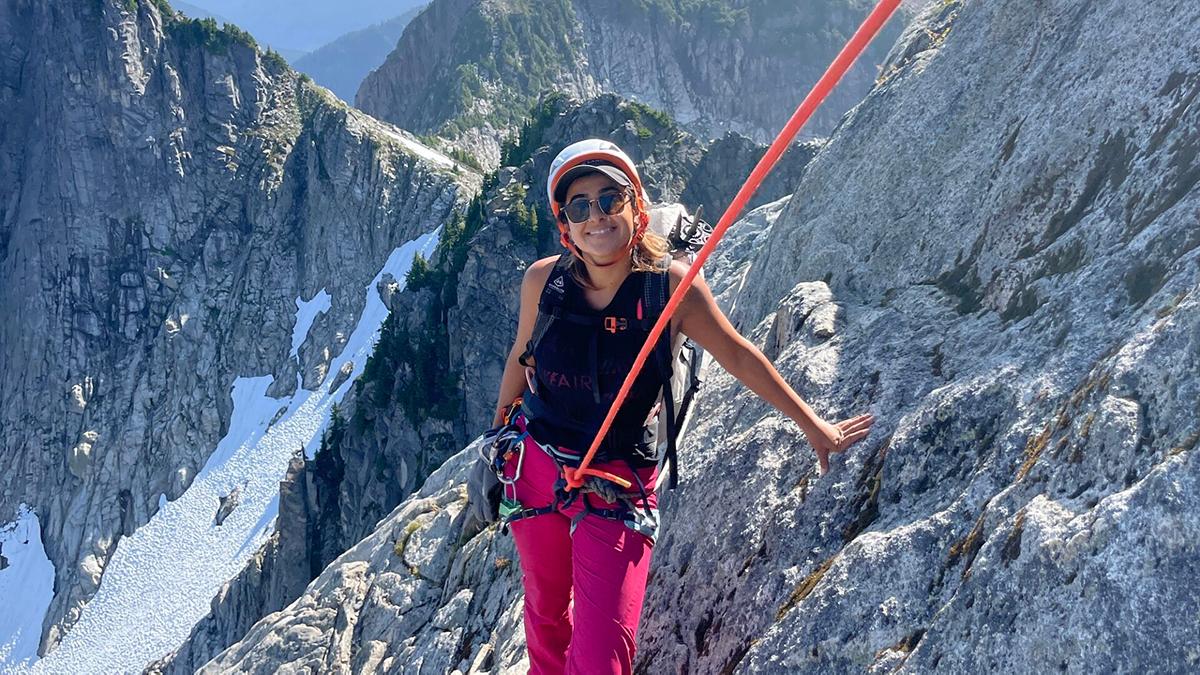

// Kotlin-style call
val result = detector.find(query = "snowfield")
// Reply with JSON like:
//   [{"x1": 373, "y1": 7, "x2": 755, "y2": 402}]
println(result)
[
  {"x1": 3, "y1": 231, "x2": 438, "y2": 673},
  {"x1": 0, "y1": 506, "x2": 54, "y2": 671}
]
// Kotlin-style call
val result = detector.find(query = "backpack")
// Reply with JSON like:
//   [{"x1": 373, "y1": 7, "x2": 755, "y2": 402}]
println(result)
[{"x1": 519, "y1": 203, "x2": 712, "y2": 490}]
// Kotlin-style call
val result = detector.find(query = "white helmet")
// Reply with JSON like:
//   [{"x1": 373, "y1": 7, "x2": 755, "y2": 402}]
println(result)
[
  {"x1": 546, "y1": 139, "x2": 651, "y2": 252},
  {"x1": 547, "y1": 139, "x2": 648, "y2": 209}
]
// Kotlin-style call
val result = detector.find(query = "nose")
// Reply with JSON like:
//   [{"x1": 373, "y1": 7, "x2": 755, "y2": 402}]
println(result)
[
  {"x1": 577, "y1": 200, "x2": 607, "y2": 225},
  {"x1": 590, "y1": 202, "x2": 609, "y2": 223}
]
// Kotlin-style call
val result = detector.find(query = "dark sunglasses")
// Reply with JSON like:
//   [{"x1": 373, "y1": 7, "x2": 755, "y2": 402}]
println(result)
[{"x1": 560, "y1": 191, "x2": 630, "y2": 224}]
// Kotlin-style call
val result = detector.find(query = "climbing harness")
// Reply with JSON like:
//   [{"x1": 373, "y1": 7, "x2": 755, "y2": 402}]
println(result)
[
  {"x1": 488, "y1": 412, "x2": 661, "y2": 541},
  {"x1": 563, "y1": 0, "x2": 904, "y2": 492},
  {"x1": 482, "y1": 389, "x2": 660, "y2": 539}
]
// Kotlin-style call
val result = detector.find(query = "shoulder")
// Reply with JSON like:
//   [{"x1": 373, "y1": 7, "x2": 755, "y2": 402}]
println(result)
[
  {"x1": 522, "y1": 255, "x2": 560, "y2": 288},
  {"x1": 666, "y1": 258, "x2": 692, "y2": 296}
]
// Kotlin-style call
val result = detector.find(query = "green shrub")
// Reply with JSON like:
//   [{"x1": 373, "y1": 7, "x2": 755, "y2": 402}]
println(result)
[
  {"x1": 626, "y1": 100, "x2": 674, "y2": 130},
  {"x1": 167, "y1": 16, "x2": 258, "y2": 54},
  {"x1": 405, "y1": 253, "x2": 445, "y2": 292},
  {"x1": 446, "y1": 147, "x2": 483, "y2": 172},
  {"x1": 313, "y1": 404, "x2": 347, "y2": 487},
  {"x1": 263, "y1": 48, "x2": 288, "y2": 70},
  {"x1": 499, "y1": 92, "x2": 567, "y2": 167},
  {"x1": 152, "y1": 0, "x2": 174, "y2": 17}
]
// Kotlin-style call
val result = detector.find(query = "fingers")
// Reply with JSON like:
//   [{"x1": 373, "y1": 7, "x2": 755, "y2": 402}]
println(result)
[
  {"x1": 837, "y1": 413, "x2": 875, "y2": 433},
  {"x1": 831, "y1": 428, "x2": 870, "y2": 452},
  {"x1": 814, "y1": 413, "x2": 876, "y2": 471},
  {"x1": 830, "y1": 413, "x2": 875, "y2": 453}
]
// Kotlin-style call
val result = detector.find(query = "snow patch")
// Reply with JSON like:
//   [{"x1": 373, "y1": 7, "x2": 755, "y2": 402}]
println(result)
[
  {"x1": 0, "y1": 505, "x2": 54, "y2": 671},
  {"x1": 376, "y1": 126, "x2": 458, "y2": 169},
  {"x1": 290, "y1": 288, "x2": 331, "y2": 361},
  {"x1": 27, "y1": 230, "x2": 440, "y2": 673}
]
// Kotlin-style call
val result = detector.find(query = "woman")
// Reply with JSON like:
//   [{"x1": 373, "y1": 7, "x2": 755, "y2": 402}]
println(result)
[{"x1": 488, "y1": 139, "x2": 873, "y2": 674}]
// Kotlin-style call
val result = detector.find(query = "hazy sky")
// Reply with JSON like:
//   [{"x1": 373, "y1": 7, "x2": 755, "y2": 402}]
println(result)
[{"x1": 175, "y1": 0, "x2": 426, "y2": 54}]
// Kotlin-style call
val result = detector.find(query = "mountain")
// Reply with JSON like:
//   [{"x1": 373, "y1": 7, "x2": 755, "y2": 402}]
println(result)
[
  {"x1": 355, "y1": 0, "x2": 903, "y2": 168},
  {"x1": 203, "y1": 0, "x2": 1200, "y2": 672},
  {"x1": 0, "y1": 0, "x2": 478, "y2": 669},
  {"x1": 178, "y1": 0, "x2": 428, "y2": 52},
  {"x1": 293, "y1": 6, "x2": 427, "y2": 104}
]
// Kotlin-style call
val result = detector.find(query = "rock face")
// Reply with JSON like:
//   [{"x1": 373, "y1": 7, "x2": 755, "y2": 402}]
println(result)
[
  {"x1": 643, "y1": 0, "x2": 1200, "y2": 670},
  {"x1": 197, "y1": 446, "x2": 527, "y2": 675},
  {"x1": 355, "y1": 0, "x2": 900, "y2": 166},
  {"x1": 0, "y1": 0, "x2": 476, "y2": 658},
  {"x1": 207, "y1": 0, "x2": 1200, "y2": 672}
]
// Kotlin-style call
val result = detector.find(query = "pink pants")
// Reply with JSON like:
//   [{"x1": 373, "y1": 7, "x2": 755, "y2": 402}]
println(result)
[{"x1": 504, "y1": 422, "x2": 659, "y2": 675}]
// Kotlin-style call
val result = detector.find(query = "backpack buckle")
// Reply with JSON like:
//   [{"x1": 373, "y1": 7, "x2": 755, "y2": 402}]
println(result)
[{"x1": 604, "y1": 316, "x2": 628, "y2": 333}]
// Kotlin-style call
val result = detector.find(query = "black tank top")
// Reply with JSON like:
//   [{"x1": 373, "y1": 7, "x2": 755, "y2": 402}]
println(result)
[{"x1": 527, "y1": 270, "x2": 666, "y2": 466}]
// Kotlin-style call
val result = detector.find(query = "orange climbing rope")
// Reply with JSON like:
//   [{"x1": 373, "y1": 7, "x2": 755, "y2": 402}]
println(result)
[{"x1": 562, "y1": 0, "x2": 904, "y2": 490}]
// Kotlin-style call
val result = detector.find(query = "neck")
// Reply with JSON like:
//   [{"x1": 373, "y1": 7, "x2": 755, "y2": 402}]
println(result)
[{"x1": 582, "y1": 253, "x2": 632, "y2": 289}]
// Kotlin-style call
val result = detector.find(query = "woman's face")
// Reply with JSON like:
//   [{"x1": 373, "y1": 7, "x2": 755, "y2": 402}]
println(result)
[{"x1": 561, "y1": 173, "x2": 635, "y2": 264}]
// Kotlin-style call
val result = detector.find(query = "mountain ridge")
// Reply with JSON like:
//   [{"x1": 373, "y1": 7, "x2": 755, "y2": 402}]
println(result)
[{"x1": 355, "y1": 0, "x2": 899, "y2": 167}]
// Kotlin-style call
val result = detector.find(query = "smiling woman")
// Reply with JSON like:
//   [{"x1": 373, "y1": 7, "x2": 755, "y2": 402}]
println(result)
[{"x1": 466, "y1": 138, "x2": 873, "y2": 674}]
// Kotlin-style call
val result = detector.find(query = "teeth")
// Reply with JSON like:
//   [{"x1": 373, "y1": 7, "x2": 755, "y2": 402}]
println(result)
[{"x1": 587, "y1": 226, "x2": 615, "y2": 236}]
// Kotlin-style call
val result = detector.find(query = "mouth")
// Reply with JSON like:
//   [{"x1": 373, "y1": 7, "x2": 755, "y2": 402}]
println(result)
[{"x1": 585, "y1": 225, "x2": 617, "y2": 237}]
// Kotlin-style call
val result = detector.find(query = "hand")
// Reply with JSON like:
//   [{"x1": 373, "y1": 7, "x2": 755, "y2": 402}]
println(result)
[{"x1": 806, "y1": 413, "x2": 875, "y2": 474}]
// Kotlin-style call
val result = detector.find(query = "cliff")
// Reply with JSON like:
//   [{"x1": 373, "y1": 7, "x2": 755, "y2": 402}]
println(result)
[{"x1": 0, "y1": 0, "x2": 477, "y2": 665}]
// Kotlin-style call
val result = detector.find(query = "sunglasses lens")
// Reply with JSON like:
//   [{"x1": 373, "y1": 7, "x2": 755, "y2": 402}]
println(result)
[
  {"x1": 561, "y1": 192, "x2": 628, "y2": 224},
  {"x1": 598, "y1": 193, "x2": 626, "y2": 215},
  {"x1": 564, "y1": 200, "x2": 590, "y2": 223}
]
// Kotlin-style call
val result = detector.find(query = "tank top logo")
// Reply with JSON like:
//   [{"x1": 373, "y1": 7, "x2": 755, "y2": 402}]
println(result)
[{"x1": 604, "y1": 316, "x2": 629, "y2": 333}]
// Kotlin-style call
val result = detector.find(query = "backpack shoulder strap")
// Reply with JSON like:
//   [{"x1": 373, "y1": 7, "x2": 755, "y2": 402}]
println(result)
[
  {"x1": 519, "y1": 255, "x2": 572, "y2": 367},
  {"x1": 642, "y1": 267, "x2": 680, "y2": 489}
]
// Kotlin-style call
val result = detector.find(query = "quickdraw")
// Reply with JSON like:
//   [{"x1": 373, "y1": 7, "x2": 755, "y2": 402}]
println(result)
[{"x1": 484, "y1": 399, "x2": 528, "y2": 520}]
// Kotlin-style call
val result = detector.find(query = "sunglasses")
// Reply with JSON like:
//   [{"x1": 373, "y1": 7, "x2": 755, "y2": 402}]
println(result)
[{"x1": 560, "y1": 191, "x2": 631, "y2": 224}]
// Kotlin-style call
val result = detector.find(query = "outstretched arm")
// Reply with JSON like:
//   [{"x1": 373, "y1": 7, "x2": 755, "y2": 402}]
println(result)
[{"x1": 669, "y1": 261, "x2": 872, "y2": 473}]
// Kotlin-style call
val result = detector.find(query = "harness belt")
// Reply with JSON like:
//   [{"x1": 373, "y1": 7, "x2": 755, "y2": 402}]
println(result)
[{"x1": 488, "y1": 412, "x2": 660, "y2": 542}]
